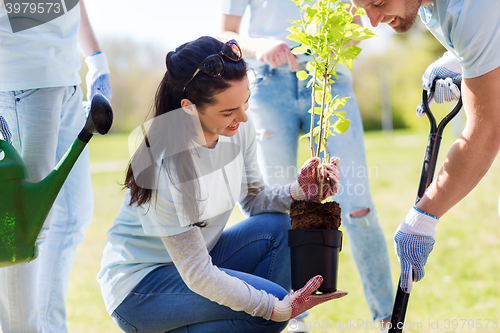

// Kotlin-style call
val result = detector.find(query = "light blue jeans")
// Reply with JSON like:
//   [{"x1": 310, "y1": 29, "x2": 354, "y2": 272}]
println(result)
[
  {"x1": 111, "y1": 213, "x2": 291, "y2": 333},
  {"x1": 0, "y1": 87, "x2": 93, "y2": 333},
  {"x1": 248, "y1": 63, "x2": 394, "y2": 321}
]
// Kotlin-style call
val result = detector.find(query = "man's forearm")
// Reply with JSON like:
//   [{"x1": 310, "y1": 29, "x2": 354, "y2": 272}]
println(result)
[
  {"x1": 416, "y1": 132, "x2": 498, "y2": 218},
  {"x1": 416, "y1": 69, "x2": 500, "y2": 218}
]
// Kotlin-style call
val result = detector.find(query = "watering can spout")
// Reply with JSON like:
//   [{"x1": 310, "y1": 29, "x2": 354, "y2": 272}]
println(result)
[{"x1": 0, "y1": 94, "x2": 113, "y2": 267}]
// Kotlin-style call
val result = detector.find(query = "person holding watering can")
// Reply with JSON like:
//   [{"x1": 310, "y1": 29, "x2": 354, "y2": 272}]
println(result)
[{"x1": 0, "y1": 1, "x2": 111, "y2": 331}]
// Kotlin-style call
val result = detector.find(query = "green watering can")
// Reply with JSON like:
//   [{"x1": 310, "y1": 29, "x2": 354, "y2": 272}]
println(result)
[{"x1": 0, "y1": 94, "x2": 113, "y2": 267}]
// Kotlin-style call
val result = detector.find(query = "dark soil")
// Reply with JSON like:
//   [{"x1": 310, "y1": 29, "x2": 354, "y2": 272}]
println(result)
[{"x1": 290, "y1": 200, "x2": 341, "y2": 230}]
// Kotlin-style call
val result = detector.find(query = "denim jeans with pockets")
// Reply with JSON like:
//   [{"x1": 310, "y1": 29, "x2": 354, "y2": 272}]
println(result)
[{"x1": 112, "y1": 213, "x2": 291, "y2": 333}]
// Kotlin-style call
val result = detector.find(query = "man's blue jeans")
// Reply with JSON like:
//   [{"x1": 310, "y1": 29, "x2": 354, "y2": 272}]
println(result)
[
  {"x1": 111, "y1": 213, "x2": 291, "y2": 333},
  {"x1": 247, "y1": 63, "x2": 394, "y2": 321},
  {"x1": 0, "y1": 87, "x2": 93, "y2": 333}
]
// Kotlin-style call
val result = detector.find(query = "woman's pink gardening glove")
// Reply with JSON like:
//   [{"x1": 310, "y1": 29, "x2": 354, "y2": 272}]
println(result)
[
  {"x1": 320, "y1": 157, "x2": 341, "y2": 200},
  {"x1": 289, "y1": 157, "x2": 341, "y2": 202},
  {"x1": 270, "y1": 275, "x2": 347, "y2": 322}
]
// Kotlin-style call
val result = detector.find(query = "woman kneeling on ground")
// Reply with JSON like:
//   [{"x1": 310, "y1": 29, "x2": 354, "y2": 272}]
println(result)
[{"x1": 98, "y1": 36, "x2": 346, "y2": 333}]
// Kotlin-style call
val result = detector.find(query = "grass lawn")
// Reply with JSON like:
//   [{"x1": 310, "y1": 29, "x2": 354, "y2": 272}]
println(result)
[{"x1": 67, "y1": 127, "x2": 500, "y2": 333}]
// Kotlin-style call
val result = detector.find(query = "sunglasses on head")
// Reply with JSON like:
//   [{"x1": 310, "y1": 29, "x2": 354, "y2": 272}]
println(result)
[{"x1": 183, "y1": 39, "x2": 243, "y2": 92}]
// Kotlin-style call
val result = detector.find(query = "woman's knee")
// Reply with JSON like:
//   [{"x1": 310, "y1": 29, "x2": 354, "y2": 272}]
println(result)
[
  {"x1": 111, "y1": 311, "x2": 138, "y2": 333},
  {"x1": 266, "y1": 213, "x2": 292, "y2": 233}
]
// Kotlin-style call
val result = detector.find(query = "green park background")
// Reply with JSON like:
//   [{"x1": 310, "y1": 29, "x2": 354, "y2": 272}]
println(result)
[{"x1": 65, "y1": 23, "x2": 500, "y2": 333}]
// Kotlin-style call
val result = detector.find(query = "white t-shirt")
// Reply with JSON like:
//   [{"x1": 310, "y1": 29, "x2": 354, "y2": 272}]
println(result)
[
  {"x1": 222, "y1": 0, "x2": 304, "y2": 49},
  {"x1": 419, "y1": 0, "x2": 500, "y2": 79},
  {"x1": 0, "y1": 1, "x2": 81, "y2": 91}
]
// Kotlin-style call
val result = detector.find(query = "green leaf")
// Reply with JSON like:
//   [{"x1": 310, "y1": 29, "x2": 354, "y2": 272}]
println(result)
[
  {"x1": 324, "y1": 109, "x2": 335, "y2": 119},
  {"x1": 333, "y1": 110, "x2": 347, "y2": 119},
  {"x1": 354, "y1": 7, "x2": 366, "y2": 16},
  {"x1": 324, "y1": 91, "x2": 332, "y2": 103},
  {"x1": 331, "y1": 97, "x2": 349, "y2": 110},
  {"x1": 306, "y1": 61, "x2": 315, "y2": 72},
  {"x1": 339, "y1": 44, "x2": 362, "y2": 59},
  {"x1": 286, "y1": 26, "x2": 302, "y2": 34},
  {"x1": 291, "y1": 44, "x2": 309, "y2": 55},
  {"x1": 314, "y1": 90, "x2": 323, "y2": 105},
  {"x1": 351, "y1": 27, "x2": 377, "y2": 41},
  {"x1": 338, "y1": 57, "x2": 354, "y2": 71},
  {"x1": 326, "y1": 128, "x2": 336, "y2": 136},
  {"x1": 328, "y1": 68, "x2": 339, "y2": 81},
  {"x1": 304, "y1": 7, "x2": 318, "y2": 21},
  {"x1": 311, "y1": 126, "x2": 321, "y2": 137},
  {"x1": 338, "y1": 45, "x2": 361, "y2": 71},
  {"x1": 288, "y1": 19, "x2": 303, "y2": 25},
  {"x1": 286, "y1": 34, "x2": 302, "y2": 44},
  {"x1": 306, "y1": 22, "x2": 317, "y2": 36},
  {"x1": 310, "y1": 107, "x2": 322, "y2": 115},
  {"x1": 334, "y1": 119, "x2": 350, "y2": 134},
  {"x1": 306, "y1": 77, "x2": 315, "y2": 88},
  {"x1": 296, "y1": 70, "x2": 309, "y2": 81},
  {"x1": 287, "y1": 31, "x2": 309, "y2": 44},
  {"x1": 327, "y1": 13, "x2": 344, "y2": 29},
  {"x1": 300, "y1": 132, "x2": 311, "y2": 140}
]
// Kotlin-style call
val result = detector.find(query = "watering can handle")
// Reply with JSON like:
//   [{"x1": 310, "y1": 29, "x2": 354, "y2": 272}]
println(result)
[
  {"x1": 0, "y1": 139, "x2": 17, "y2": 161},
  {"x1": 79, "y1": 94, "x2": 113, "y2": 143},
  {"x1": 0, "y1": 139, "x2": 28, "y2": 182}
]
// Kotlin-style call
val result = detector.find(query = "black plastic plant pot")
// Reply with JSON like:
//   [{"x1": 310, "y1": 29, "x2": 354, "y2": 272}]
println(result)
[{"x1": 288, "y1": 228, "x2": 342, "y2": 293}]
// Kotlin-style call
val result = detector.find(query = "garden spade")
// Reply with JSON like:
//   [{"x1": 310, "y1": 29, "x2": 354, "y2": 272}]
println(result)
[
  {"x1": 0, "y1": 94, "x2": 113, "y2": 267},
  {"x1": 389, "y1": 85, "x2": 463, "y2": 333}
]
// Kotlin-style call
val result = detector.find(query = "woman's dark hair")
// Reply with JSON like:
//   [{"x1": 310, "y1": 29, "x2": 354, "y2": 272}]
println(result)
[{"x1": 124, "y1": 36, "x2": 248, "y2": 227}]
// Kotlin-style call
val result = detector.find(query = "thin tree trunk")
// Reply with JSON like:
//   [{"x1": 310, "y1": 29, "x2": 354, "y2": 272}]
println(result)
[{"x1": 310, "y1": 71, "x2": 317, "y2": 157}]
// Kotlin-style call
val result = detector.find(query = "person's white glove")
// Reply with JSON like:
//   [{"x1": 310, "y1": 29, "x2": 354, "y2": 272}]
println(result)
[
  {"x1": 0, "y1": 111, "x2": 12, "y2": 143},
  {"x1": 85, "y1": 52, "x2": 112, "y2": 102},
  {"x1": 270, "y1": 275, "x2": 347, "y2": 322},
  {"x1": 416, "y1": 52, "x2": 462, "y2": 117},
  {"x1": 394, "y1": 206, "x2": 439, "y2": 292},
  {"x1": 289, "y1": 157, "x2": 341, "y2": 202}
]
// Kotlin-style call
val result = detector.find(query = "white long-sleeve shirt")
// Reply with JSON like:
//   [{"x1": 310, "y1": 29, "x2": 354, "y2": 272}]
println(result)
[{"x1": 98, "y1": 117, "x2": 293, "y2": 316}]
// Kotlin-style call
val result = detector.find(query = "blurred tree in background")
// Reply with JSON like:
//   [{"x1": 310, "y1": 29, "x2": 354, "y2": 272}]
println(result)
[{"x1": 79, "y1": 23, "x2": 448, "y2": 134}]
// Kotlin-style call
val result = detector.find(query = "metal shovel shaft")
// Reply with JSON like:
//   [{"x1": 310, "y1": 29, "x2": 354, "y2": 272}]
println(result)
[{"x1": 389, "y1": 90, "x2": 463, "y2": 333}]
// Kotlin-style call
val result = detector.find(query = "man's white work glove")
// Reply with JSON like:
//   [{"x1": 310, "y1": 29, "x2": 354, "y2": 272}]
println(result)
[
  {"x1": 0, "y1": 111, "x2": 12, "y2": 143},
  {"x1": 394, "y1": 206, "x2": 439, "y2": 293},
  {"x1": 85, "y1": 51, "x2": 112, "y2": 102},
  {"x1": 289, "y1": 157, "x2": 341, "y2": 202},
  {"x1": 271, "y1": 275, "x2": 347, "y2": 322},
  {"x1": 416, "y1": 52, "x2": 462, "y2": 117}
]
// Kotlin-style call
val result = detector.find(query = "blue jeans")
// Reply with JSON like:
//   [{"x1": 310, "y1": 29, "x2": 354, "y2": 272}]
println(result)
[
  {"x1": 248, "y1": 63, "x2": 394, "y2": 321},
  {"x1": 111, "y1": 213, "x2": 291, "y2": 333},
  {"x1": 0, "y1": 87, "x2": 93, "y2": 333}
]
